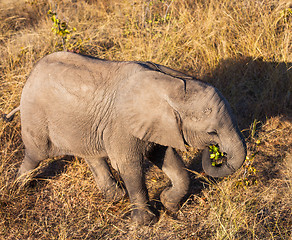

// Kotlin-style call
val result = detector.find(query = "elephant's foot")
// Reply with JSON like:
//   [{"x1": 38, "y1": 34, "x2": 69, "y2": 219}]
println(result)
[
  {"x1": 12, "y1": 174, "x2": 26, "y2": 191},
  {"x1": 131, "y1": 206, "x2": 157, "y2": 225},
  {"x1": 160, "y1": 187, "x2": 181, "y2": 212},
  {"x1": 103, "y1": 184, "x2": 126, "y2": 203},
  {"x1": 13, "y1": 168, "x2": 34, "y2": 187}
]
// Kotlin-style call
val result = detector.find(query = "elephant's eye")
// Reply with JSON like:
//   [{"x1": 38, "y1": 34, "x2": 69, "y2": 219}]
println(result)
[{"x1": 207, "y1": 130, "x2": 218, "y2": 136}]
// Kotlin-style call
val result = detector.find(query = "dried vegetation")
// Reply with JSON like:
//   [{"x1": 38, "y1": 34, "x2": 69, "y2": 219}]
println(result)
[{"x1": 0, "y1": 0, "x2": 291, "y2": 239}]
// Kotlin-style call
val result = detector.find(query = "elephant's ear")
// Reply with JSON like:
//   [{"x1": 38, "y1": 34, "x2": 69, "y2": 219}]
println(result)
[{"x1": 117, "y1": 71, "x2": 186, "y2": 151}]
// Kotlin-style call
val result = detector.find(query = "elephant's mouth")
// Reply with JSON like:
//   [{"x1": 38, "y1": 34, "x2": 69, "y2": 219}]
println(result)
[
  {"x1": 202, "y1": 140, "x2": 246, "y2": 178},
  {"x1": 202, "y1": 148, "x2": 236, "y2": 177},
  {"x1": 182, "y1": 128, "x2": 246, "y2": 178}
]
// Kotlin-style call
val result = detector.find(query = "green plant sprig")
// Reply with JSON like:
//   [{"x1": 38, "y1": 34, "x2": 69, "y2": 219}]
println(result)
[
  {"x1": 235, "y1": 154, "x2": 258, "y2": 188},
  {"x1": 48, "y1": 9, "x2": 76, "y2": 51},
  {"x1": 209, "y1": 144, "x2": 226, "y2": 166}
]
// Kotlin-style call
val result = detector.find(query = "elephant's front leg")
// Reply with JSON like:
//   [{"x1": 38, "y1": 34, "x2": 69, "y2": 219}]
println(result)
[
  {"x1": 118, "y1": 158, "x2": 157, "y2": 225},
  {"x1": 148, "y1": 146, "x2": 190, "y2": 212},
  {"x1": 105, "y1": 137, "x2": 157, "y2": 225}
]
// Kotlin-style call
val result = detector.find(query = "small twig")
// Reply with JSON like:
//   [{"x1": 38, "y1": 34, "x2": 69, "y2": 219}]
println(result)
[
  {"x1": 163, "y1": 0, "x2": 173, "y2": 22},
  {"x1": 112, "y1": 224, "x2": 127, "y2": 234}
]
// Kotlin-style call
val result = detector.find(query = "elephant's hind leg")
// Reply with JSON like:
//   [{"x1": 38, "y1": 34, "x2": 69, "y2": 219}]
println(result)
[
  {"x1": 148, "y1": 146, "x2": 190, "y2": 212},
  {"x1": 17, "y1": 124, "x2": 51, "y2": 180},
  {"x1": 17, "y1": 153, "x2": 45, "y2": 179},
  {"x1": 17, "y1": 139, "x2": 48, "y2": 178},
  {"x1": 85, "y1": 156, "x2": 125, "y2": 202}
]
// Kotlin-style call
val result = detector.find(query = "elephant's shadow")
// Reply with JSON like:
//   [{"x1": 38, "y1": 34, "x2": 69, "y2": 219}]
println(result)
[
  {"x1": 27, "y1": 156, "x2": 74, "y2": 188},
  {"x1": 201, "y1": 57, "x2": 291, "y2": 131}
]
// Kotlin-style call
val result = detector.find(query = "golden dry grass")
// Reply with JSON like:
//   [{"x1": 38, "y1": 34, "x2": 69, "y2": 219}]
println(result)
[{"x1": 0, "y1": 0, "x2": 291, "y2": 239}]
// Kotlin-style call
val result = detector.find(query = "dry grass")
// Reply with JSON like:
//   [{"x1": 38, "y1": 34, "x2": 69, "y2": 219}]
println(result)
[{"x1": 0, "y1": 0, "x2": 291, "y2": 239}]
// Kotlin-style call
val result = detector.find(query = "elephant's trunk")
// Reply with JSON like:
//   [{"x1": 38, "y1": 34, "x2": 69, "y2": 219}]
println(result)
[{"x1": 202, "y1": 127, "x2": 247, "y2": 178}]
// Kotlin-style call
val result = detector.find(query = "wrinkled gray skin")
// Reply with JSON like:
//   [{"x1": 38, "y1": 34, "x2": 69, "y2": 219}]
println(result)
[{"x1": 9, "y1": 52, "x2": 246, "y2": 225}]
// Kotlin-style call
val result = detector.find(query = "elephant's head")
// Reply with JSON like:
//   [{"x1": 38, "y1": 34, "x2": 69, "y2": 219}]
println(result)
[
  {"x1": 176, "y1": 80, "x2": 247, "y2": 177},
  {"x1": 119, "y1": 70, "x2": 247, "y2": 177}
]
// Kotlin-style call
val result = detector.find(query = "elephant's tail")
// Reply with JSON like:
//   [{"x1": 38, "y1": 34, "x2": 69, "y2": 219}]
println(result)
[{"x1": 1, "y1": 106, "x2": 20, "y2": 122}]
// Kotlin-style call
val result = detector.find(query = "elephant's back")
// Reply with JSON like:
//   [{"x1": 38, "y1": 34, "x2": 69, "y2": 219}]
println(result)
[{"x1": 20, "y1": 52, "x2": 150, "y2": 114}]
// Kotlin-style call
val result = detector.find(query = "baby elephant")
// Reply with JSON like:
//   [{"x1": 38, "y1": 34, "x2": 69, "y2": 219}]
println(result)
[{"x1": 4, "y1": 52, "x2": 246, "y2": 225}]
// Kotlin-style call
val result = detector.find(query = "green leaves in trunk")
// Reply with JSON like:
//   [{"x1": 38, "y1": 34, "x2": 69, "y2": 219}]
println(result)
[{"x1": 209, "y1": 144, "x2": 226, "y2": 166}]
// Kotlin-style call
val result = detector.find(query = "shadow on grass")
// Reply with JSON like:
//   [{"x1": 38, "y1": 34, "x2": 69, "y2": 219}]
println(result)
[
  {"x1": 34, "y1": 156, "x2": 73, "y2": 180},
  {"x1": 203, "y1": 57, "x2": 291, "y2": 131},
  {"x1": 27, "y1": 156, "x2": 74, "y2": 189}
]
